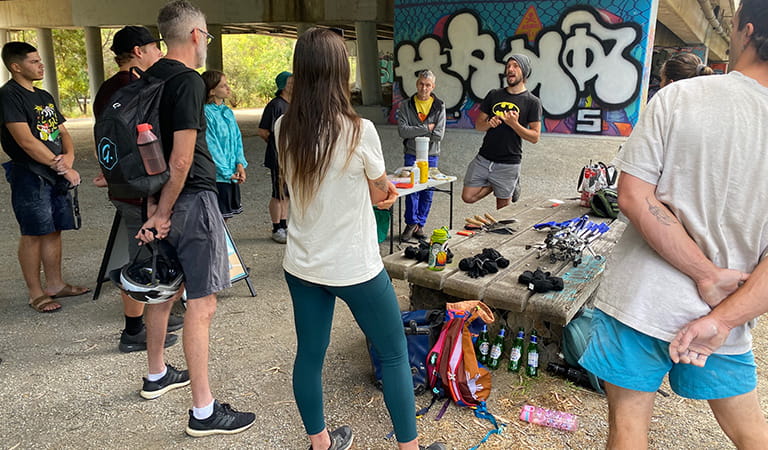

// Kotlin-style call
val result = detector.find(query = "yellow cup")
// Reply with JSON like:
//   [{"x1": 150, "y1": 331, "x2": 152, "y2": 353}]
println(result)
[{"x1": 417, "y1": 160, "x2": 429, "y2": 183}]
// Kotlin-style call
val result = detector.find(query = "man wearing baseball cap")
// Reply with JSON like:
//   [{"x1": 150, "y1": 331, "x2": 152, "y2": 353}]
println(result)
[
  {"x1": 92, "y1": 27, "x2": 185, "y2": 364},
  {"x1": 461, "y1": 54, "x2": 542, "y2": 210},
  {"x1": 257, "y1": 70, "x2": 293, "y2": 243}
]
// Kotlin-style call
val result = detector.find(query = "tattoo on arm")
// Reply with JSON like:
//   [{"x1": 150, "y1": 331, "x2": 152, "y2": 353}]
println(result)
[
  {"x1": 373, "y1": 178, "x2": 389, "y2": 193},
  {"x1": 645, "y1": 197, "x2": 678, "y2": 225}
]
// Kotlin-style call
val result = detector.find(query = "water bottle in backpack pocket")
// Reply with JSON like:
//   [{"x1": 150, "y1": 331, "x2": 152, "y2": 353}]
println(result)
[{"x1": 367, "y1": 309, "x2": 443, "y2": 395}]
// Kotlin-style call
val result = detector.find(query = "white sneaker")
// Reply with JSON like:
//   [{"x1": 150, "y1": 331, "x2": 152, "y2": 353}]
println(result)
[{"x1": 271, "y1": 228, "x2": 287, "y2": 244}]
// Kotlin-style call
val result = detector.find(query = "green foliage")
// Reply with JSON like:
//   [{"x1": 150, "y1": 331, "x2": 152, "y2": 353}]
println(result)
[
  {"x1": 222, "y1": 34, "x2": 294, "y2": 108},
  {"x1": 7, "y1": 30, "x2": 295, "y2": 114},
  {"x1": 52, "y1": 29, "x2": 90, "y2": 116}
]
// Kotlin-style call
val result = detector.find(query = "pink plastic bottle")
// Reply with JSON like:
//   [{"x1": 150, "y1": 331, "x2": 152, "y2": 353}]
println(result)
[
  {"x1": 519, "y1": 404, "x2": 578, "y2": 431},
  {"x1": 136, "y1": 123, "x2": 167, "y2": 175}
]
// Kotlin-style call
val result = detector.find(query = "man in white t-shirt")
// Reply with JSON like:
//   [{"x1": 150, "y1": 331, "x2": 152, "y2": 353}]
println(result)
[{"x1": 579, "y1": 1, "x2": 768, "y2": 447}]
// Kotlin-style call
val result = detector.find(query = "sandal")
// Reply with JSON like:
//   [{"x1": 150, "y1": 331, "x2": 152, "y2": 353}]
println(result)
[
  {"x1": 50, "y1": 283, "x2": 91, "y2": 299},
  {"x1": 29, "y1": 295, "x2": 62, "y2": 313}
]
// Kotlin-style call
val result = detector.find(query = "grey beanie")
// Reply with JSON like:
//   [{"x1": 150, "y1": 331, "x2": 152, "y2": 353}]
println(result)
[{"x1": 507, "y1": 54, "x2": 532, "y2": 79}]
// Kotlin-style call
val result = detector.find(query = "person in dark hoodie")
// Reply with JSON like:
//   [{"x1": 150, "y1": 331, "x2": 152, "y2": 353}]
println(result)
[{"x1": 396, "y1": 70, "x2": 446, "y2": 242}]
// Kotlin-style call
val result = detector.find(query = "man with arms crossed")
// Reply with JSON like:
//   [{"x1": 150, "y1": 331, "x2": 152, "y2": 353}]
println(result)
[
  {"x1": 580, "y1": 1, "x2": 768, "y2": 447},
  {"x1": 461, "y1": 54, "x2": 541, "y2": 210},
  {"x1": 396, "y1": 69, "x2": 446, "y2": 242},
  {"x1": 137, "y1": 0, "x2": 255, "y2": 436}
]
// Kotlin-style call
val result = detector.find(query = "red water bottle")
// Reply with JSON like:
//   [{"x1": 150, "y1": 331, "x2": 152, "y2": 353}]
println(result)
[{"x1": 136, "y1": 123, "x2": 167, "y2": 175}]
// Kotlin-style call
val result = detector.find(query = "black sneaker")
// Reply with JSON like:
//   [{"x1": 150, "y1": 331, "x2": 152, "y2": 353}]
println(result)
[
  {"x1": 166, "y1": 314, "x2": 184, "y2": 332},
  {"x1": 186, "y1": 400, "x2": 256, "y2": 437},
  {"x1": 306, "y1": 425, "x2": 354, "y2": 450},
  {"x1": 119, "y1": 327, "x2": 178, "y2": 353},
  {"x1": 140, "y1": 364, "x2": 190, "y2": 399},
  {"x1": 420, "y1": 443, "x2": 447, "y2": 450}
]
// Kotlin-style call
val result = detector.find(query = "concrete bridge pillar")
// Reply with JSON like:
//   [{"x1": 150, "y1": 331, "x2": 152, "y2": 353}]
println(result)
[
  {"x1": 35, "y1": 28, "x2": 60, "y2": 107},
  {"x1": 84, "y1": 26, "x2": 104, "y2": 115},
  {"x1": 0, "y1": 29, "x2": 9, "y2": 84},
  {"x1": 206, "y1": 24, "x2": 223, "y2": 71},
  {"x1": 354, "y1": 21, "x2": 381, "y2": 106}
]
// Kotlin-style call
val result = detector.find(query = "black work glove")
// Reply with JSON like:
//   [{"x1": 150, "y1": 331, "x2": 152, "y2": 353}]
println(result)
[
  {"x1": 495, "y1": 257, "x2": 510, "y2": 268},
  {"x1": 404, "y1": 246, "x2": 420, "y2": 259}
]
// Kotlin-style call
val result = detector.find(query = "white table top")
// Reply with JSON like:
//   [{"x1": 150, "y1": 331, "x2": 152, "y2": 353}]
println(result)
[{"x1": 394, "y1": 176, "x2": 457, "y2": 196}]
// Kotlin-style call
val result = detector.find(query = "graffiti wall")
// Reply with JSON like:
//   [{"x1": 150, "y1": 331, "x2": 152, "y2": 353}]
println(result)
[{"x1": 392, "y1": 0, "x2": 659, "y2": 136}]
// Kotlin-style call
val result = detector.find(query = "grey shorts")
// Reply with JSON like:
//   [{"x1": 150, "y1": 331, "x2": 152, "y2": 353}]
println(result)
[
  {"x1": 166, "y1": 190, "x2": 231, "y2": 300},
  {"x1": 463, "y1": 154, "x2": 520, "y2": 199},
  {"x1": 112, "y1": 200, "x2": 143, "y2": 260}
]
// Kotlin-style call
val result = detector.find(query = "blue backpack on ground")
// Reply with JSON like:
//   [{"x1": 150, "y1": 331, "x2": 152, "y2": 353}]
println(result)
[
  {"x1": 94, "y1": 68, "x2": 191, "y2": 199},
  {"x1": 368, "y1": 309, "x2": 444, "y2": 395}
]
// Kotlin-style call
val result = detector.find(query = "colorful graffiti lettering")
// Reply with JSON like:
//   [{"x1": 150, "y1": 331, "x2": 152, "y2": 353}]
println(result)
[{"x1": 393, "y1": 1, "x2": 656, "y2": 136}]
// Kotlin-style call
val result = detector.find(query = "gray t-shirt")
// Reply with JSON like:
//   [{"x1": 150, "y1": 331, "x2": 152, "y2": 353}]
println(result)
[{"x1": 594, "y1": 71, "x2": 768, "y2": 354}]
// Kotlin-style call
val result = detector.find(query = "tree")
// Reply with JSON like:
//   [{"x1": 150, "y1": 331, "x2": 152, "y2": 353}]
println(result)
[{"x1": 223, "y1": 34, "x2": 294, "y2": 108}]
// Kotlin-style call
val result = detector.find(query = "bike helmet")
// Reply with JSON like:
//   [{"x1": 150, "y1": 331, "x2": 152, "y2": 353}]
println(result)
[
  {"x1": 119, "y1": 241, "x2": 184, "y2": 304},
  {"x1": 590, "y1": 187, "x2": 620, "y2": 219}
]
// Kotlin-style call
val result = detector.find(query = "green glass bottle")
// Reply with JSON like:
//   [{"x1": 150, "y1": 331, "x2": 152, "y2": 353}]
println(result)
[
  {"x1": 487, "y1": 328, "x2": 506, "y2": 370},
  {"x1": 507, "y1": 327, "x2": 526, "y2": 372},
  {"x1": 475, "y1": 324, "x2": 491, "y2": 365},
  {"x1": 526, "y1": 329, "x2": 540, "y2": 377}
]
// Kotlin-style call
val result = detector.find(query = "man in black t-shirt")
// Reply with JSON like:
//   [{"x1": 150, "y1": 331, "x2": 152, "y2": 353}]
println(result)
[
  {"x1": 257, "y1": 71, "x2": 292, "y2": 243},
  {"x1": 133, "y1": 0, "x2": 255, "y2": 437},
  {"x1": 93, "y1": 26, "x2": 183, "y2": 354},
  {"x1": 0, "y1": 42, "x2": 89, "y2": 313},
  {"x1": 462, "y1": 54, "x2": 542, "y2": 210}
]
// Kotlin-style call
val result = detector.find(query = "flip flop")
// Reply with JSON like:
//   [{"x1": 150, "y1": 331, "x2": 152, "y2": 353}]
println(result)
[
  {"x1": 29, "y1": 295, "x2": 62, "y2": 313},
  {"x1": 50, "y1": 283, "x2": 91, "y2": 299}
]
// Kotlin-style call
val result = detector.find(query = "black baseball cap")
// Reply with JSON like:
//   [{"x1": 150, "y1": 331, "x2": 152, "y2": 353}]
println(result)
[{"x1": 110, "y1": 26, "x2": 161, "y2": 54}]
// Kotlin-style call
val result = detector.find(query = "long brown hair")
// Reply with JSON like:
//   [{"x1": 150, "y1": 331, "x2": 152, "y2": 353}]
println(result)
[
  {"x1": 277, "y1": 27, "x2": 361, "y2": 214},
  {"x1": 201, "y1": 70, "x2": 225, "y2": 104}
]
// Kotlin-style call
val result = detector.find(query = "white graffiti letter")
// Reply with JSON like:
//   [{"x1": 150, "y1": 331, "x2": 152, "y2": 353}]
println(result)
[
  {"x1": 561, "y1": 9, "x2": 640, "y2": 106},
  {"x1": 445, "y1": 12, "x2": 505, "y2": 100},
  {"x1": 504, "y1": 34, "x2": 577, "y2": 116},
  {"x1": 395, "y1": 38, "x2": 464, "y2": 109}
]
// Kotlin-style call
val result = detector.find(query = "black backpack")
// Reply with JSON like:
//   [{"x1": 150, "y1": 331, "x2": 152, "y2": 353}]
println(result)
[{"x1": 94, "y1": 68, "x2": 190, "y2": 199}]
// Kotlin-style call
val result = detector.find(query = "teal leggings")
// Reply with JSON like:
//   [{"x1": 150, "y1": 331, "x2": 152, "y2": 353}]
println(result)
[{"x1": 284, "y1": 269, "x2": 418, "y2": 443}]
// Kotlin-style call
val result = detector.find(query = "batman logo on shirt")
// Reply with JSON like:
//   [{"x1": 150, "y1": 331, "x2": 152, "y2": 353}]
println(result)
[{"x1": 492, "y1": 102, "x2": 519, "y2": 117}]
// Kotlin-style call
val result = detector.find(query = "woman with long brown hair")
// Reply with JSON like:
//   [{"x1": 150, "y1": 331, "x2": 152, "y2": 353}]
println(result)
[{"x1": 276, "y1": 28, "x2": 445, "y2": 450}]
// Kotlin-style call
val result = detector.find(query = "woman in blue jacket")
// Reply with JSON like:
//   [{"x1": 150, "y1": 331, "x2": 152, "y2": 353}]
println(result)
[{"x1": 202, "y1": 70, "x2": 247, "y2": 220}]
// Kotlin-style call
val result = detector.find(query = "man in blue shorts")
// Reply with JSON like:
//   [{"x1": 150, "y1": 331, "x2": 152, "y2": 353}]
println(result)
[
  {"x1": 461, "y1": 54, "x2": 541, "y2": 210},
  {"x1": 580, "y1": 1, "x2": 768, "y2": 447},
  {"x1": 0, "y1": 41, "x2": 89, "y2": 313}
]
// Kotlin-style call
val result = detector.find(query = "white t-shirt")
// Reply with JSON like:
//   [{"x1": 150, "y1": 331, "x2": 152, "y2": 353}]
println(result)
[
  {"x1": 594, "y1": 71, "x2": 768, "y2": 354},
  {"x1": 276, "y1": 117, "x2": 386, "y2": 286}
]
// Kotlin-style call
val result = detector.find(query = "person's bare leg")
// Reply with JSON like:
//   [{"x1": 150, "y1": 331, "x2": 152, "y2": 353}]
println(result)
[
  {"x1": 308, "y1": 428, "x2": 331, "y2": 449},
  {"x1": 495, "y1": 197, "x2": 511, "y2": 209},
  {"x1": 145, "y1": 299, "x2": 174, "y2": 374},
  {"x1": 397, "y1": 438, "x2": 420, "y2": 449},
  {"x1": 184, "y1": 294, "x2": 217, "y2": 407},
  {"x1": 709, "y1": 390, "x2": 768, "y2": 449},
  {"x1": 268, "y1": 197, "x2": 281, "y2": 224},
  {"x1": 604, "y1": 381, "x2": 656, "y2": 449},
  {"x1": 18, "y1": 235, "x2": 53, "y2": 308},
  {"x1": 39, "y1": 231, "x2": 66, "y2": 293},
  {"x1": 279, "y1": 198, "x2": 289, "y2": 222},
  {"x1": 462, "y1": 185, "x2": 493, "y2": 204},
  {"x1": 122, "y1": 292, "x2": 145, "y2": 318}
]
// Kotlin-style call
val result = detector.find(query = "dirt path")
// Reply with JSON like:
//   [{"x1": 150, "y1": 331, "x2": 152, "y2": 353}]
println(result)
[{"x1": 0, "y1": 116, "x2": 761, "y2": 449}]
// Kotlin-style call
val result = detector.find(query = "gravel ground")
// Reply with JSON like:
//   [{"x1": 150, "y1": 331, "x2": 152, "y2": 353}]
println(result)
[{"x1": 0, "y1": 112, "x2": 763, "y2": 449}]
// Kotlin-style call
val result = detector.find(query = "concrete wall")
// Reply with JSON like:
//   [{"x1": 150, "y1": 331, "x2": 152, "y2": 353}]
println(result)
[{"x1": 393, "y1": 1, "x2": 659, "y2": 137}]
